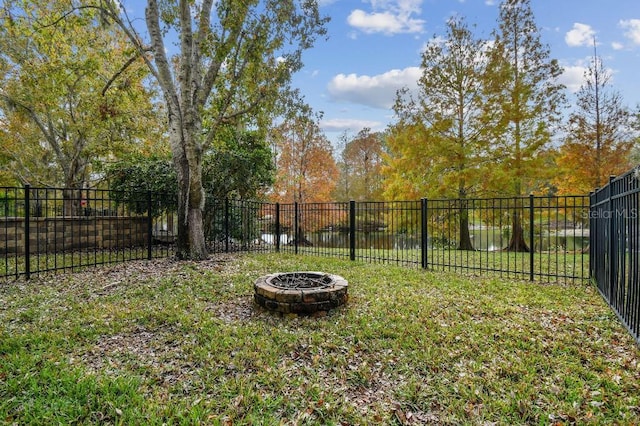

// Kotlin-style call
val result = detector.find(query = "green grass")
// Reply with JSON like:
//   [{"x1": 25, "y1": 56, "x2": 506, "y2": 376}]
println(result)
[
  {"x1": 295, "y1": 246, "x2": 589, "y2": 283},
  {"x1": 1, "y1": 247, "x2": 171, "y2": 279},
  {"x1": 1, "y1": 253, "x2": 638, "y2": 425}
]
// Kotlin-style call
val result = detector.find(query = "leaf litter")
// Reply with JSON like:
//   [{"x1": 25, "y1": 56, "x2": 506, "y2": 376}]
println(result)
[{"x1": 1, "y1": 253, "x2": 639, "y2": 424}]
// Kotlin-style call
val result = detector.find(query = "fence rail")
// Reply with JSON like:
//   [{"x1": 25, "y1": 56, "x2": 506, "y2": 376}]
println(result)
[
  {"x1": 2, "y1": 186, "x2": 590, "y2": 285},
  {"x1": 590, "y1": 171, "x2": 640, "y2": 344}
]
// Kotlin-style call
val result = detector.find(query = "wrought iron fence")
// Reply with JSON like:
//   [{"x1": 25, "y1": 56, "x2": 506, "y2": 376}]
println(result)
[
  {"x1": 1, "y1": 185, "x2": 175, "y2": 279},
  {"x1": 2, "y1": 186, "x2": 590, "y2": 285},
  {"x1": 590, "y1": 170, "x2": 640, "y2": 344},
  {"x1": 252, "y1": 196, "x2": 590, "y2": 284}
]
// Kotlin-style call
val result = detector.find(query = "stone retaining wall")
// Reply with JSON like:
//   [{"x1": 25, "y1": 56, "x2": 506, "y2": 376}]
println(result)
[{"x1": 0, "y1": 216, "x2": 149, "y2": 254}]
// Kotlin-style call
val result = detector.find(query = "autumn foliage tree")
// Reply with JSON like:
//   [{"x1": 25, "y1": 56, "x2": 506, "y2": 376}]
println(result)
[
  {"x1": 382, "y1": 122, "x2": 434, "y2": 201},
  {"x1": 486, "y1": 0, "x2": 566, "y2": 251},
  {"x1": 555, "y1": 47, "x2": 634, "y2": 194},
  {"x1": 0, "y1": 0, "x2": 162, "y2": 213},
  {"x1": 386, "y1": 17, "x2": 497, "y2": 250},
  {"x1": 335, "y1": 128, "x2": 385, "y2": 202},
  {"x1": 270, "y1": 111, "x2": 338, "y2": 204},
  {"x1": 269, "y1": 111, "x2": 338, "y2": 244}
]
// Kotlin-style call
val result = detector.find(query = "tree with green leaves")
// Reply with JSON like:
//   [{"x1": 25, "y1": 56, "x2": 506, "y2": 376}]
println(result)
[
  {"x1": 91, "y1": 0, "x2": 328, "y2": 260},
  {"x1": 107, "y1": 155, "x2": 179, "y2": 216},
  {"x1": 203, "y1": 129, "x2": 275, "y2": 201},
  {"x1": 0, "y1": 0, "x2": 163, "y2": 213},
  {"x1": 108, "y1": 128, "x2": 274, "y2": 244},
  {"x1": 486, "y1": 0, "x2": 566, "y2": 251},
  {"x1": 388, "y1": 17, "x2": 496, "y2": 250},
  {"x1": 555, "y1": 44, "x2": 634, "y2": 194}
]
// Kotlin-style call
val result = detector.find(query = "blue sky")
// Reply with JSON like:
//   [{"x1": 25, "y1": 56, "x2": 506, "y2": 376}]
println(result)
[{"x1": 291, "y1": 0, "x2": 640, "y2": 145}]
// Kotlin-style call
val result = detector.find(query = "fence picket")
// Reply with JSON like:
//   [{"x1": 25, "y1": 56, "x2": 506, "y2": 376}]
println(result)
[{"x1": 590, "y1": 169, "x2": 640, "y2": 345}]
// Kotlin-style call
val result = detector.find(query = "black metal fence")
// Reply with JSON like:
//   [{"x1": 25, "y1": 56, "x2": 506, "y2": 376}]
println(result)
[
  {"x1": 1, "y1": 185, "x2": 175, "y2": 279},
  {"x1": 590, "y1": 170, "x2": 640, "y2": 344},
  {"x1": 2, "y1": 186, "x2": 590, "y2": 285},
  {"x1": 259, "y1": 196, "x2": 590, "y2": 284}
]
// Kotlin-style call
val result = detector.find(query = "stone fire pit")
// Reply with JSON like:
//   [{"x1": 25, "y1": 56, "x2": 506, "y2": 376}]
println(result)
[{"x1": 254, "y1": 272, "x2": 348, "y2": 314}]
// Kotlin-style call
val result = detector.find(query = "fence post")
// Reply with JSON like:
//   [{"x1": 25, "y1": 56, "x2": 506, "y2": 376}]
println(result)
[
  {"x1": 294, "y1": 202, "x2": 299, "y2": 255},
  {"x1": 589, "y1": 191, "x2": 595, "y2": 280},
  {"x1": 421, "y1": 198, "x2": 428, "y2": 269},
  {"x1": 275, "y1": 203, "x2": 280, "y2": 253},
  {"x1": 349, "y1": 200, "x2": 356, "y2": 261},
  {"x1": 529, "y1": 193, "x2": 534, "y2": 281},
  {"x1": 224, "y1": 199, "x2": 230, "y2": 253},
  {"x1": 24, "y1": 184, "x2": 31, "y2": 280},
  {"x1": 147, "y1": 190, "x2": 153, "y2": 260},
  {"x1": 607, "y1": 175, "x2": 616, "y2": 301}
]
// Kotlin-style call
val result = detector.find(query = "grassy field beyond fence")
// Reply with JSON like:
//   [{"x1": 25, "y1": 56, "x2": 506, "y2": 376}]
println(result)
[{"x1": 0, "y1": 253, "x2": 638, "y2": 424}]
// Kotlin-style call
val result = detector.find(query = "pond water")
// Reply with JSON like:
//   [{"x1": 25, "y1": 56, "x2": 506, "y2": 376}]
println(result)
[{"x1": 261, "y1": 227, "x2": 589, "y2": 252}]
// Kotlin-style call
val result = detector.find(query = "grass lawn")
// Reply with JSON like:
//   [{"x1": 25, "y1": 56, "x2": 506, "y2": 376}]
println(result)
[{"x1": 0, "y1": 253, "x2": 638, "y2": 425}]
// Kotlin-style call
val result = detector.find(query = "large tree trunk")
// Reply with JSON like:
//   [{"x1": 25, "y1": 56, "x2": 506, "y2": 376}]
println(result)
[
  {"x1": 61, "y1": 157, "x2": 87, "y2": 216},
  {"x1": 172, "y1": 129, "x2": 208, "y2": 260},
  {"x1": 457, "y1": 204, "x2": 474, "y2": 251},
  {"x1": 506, "y1": 210, "x2": 529, "y2": 252},
  {"x1": 62, "y1": 187, "x2": 82, "y2": 216},
  {"x1": 456, "y1": 184, "x2": 474, "y2": 250}
]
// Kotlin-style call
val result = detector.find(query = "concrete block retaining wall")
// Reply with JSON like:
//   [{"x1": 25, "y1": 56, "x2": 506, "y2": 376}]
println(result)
[{"x1": 0, "y1": 216, "x2": 149, "y2": 255}]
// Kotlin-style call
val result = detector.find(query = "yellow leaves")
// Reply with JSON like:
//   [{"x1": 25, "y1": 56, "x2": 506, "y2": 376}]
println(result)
[
  {"x1": 554, "y1": 139, "x2": 633, "y2": 195},
  {"x1": 1, "y1": 1, "x2": 165, "y2": 186},
  {"x1": 339, "y1": 129, "x2": 385, "y2": 201}
]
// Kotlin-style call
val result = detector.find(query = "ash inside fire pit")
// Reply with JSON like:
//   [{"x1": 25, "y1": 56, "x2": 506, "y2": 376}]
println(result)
[{"x1": 254, "y1": 272, "x2": 348, "y2": 314}]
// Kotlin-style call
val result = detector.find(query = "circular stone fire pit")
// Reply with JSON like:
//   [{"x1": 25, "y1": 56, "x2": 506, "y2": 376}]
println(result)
[{"x1": 254, "y1": 272, "x2": 348, "y2": 314}]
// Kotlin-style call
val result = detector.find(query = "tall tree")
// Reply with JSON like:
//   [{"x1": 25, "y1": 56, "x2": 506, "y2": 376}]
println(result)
[
  {"x1": 387, "y1": 17, "x2": 496, "y2": 250},
  {"x1": 335, "y1": 128, "x2": 385, "y2": 202},
  {"x1": 0, "y1": 1, "x2": 161, "y2": 213},
  {"x1": 382, "y1": 122, "x2": 434, "y2": 201},
  {"x1": 92, "y1": 0, "x2": 328, "y2": 260},
  {"x1": 270, "y1": 111, "x2": 338, "y2": 204},
  {"x1": 487, "y1": 0, "x2": 565, "y2": 251},
  {"x1": 270, "y1": 111, "x2": 338, "y2": 246},
  {"x1": 555, "y1": 44, "x2": 634, "y2": 194}
]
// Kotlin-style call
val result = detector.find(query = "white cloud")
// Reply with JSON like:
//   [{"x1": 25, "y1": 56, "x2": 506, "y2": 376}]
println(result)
[
  {"x1": 321, "y1": 118, "x2": 383, "y2": 133},
  {"x1": 347, "y1": 0, "x2": 426, "y2": 35},
  {"x1": 620, "y1": 19, "x2": 640, "y2": 45},
  {"x1": 559, "y1": 58, "x2": 617, "y2": 93},
  {"x1": 612, "y1": 41, "x2": 624, "y2": 50},
  {"x1": 565, "y1": 23, "x2": 596, "y2": 47},
  {"x1": 327, "y1": 67, "x2": 421, "y2": 109},
  {"x1": 559, "y1": 64, "x2": 587, "y2": 92}
]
